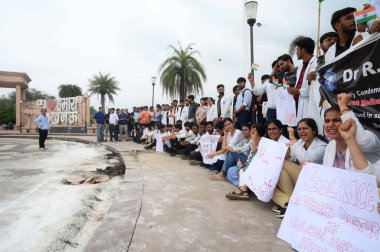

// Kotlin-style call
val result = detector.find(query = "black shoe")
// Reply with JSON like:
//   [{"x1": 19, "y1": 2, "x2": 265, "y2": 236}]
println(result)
[
  {"x1": 276, "y1": 207, "x2": 287, "y2": 219},
  {"x1": 271, "y1": 205, "x2": 281, "y2": 214}
]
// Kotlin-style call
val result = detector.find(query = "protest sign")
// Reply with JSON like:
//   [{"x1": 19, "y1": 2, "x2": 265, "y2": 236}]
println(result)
[
  {"x1": 278, "y1": 163, "x2": 380, "y2": 252},
  {"x1": 199, "y1": 134, "x2": 220, "y2": 165},
  {"x1": 318, "y1": 33, "x2": 380, "y2": 136},
  {"x1": 241, "y1": 137, "x2": 288, "y2": 202},
  {"x1": 275, "y1": 87, "x2": 297, "y2": 126},
  {"x1": 154, "y1": 133, "x2": 163, "y2": 152}
]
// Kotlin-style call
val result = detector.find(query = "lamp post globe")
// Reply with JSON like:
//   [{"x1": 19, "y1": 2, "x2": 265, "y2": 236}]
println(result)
[{"x1": 151, "y1": 76, "x2": 156, "y2": 107}]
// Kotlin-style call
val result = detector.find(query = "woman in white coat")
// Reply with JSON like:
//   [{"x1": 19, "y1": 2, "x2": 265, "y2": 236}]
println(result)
[
  {"x1": 272, "y1": 117, "x2": 328, "y2": 218},
  {"x1": 206, "y1": 97, "x2": 217, "y2": 122},
  {"x1": 323, "y1": 93, "x2": 380, "y2": 185}
]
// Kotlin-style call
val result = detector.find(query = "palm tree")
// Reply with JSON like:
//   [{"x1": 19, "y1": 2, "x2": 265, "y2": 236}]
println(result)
[
  {"x1": 158, "y1": 43, "x2": 206, "y2": 101},
  {"x1": 87, "y1": 72, "x2": 120, "y2": 108},
  {"x1": 58, "y1": 84, "x2": 82, "y2": 98}
]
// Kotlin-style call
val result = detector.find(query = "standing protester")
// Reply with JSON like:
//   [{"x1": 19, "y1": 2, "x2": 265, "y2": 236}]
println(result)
[
  {"x1": 118, "y1": 109, "x2": 129, "y2": 141},
  {"x1": 34, "y1": 109, "x2": 49, "y2": 150},
  {"x1": 109, "y1": 108, "x2": 119, "y2": 142},
  {"x1": 179, "y1": 99, "x2": 189, "y2": 126},
  {"x1": 169, "y1": 100, "x2": 178, "y2": 125},
  {"x1": 287, "y1": 36, "x2": 317, "y2": 122},
  {"x1": 231, "y1": 85, "x2": 240, "y2": 115},
  {"x1": 140, "y1": 106, "x2": 151, "y2": 126},
  {"x1": 195, "y1": 97, "x2": 208, "y2": 123},
  {"x1": 206, "y1": 97, "x2": 217, "y2": 122},
  {"x1": 115, "y1": 108, "x2": 121, "y2": 141},
  {"x1": 154, "y1": 104, "x2": 162, "y2": 125},
  {"x1": 215, "y1": 84, "x2": 232, "y2": 122},
  {"x1": 187, "y1": 95, "x2": 199, "y2": 123},
  {"x1": 249, "y1": 61, "x2": 278, "y2": 122},
  {"x1": 234, "y1": 77, "x2": 253, "y2": 129},
  {"x1": 94, "y1": 106, "x2": 105, "y2": 142},
  {"x1": 255, "y1": 75, "x2": 269, "y2": 125},
  {"x1": 161, "y1": 104, "x2": 170, "y2": 126},
  {"x1": 176, "y1": 100, "x2": 186, "y2": 124},
  {"x1": 103, "y1": 108, "x2": 111, "y2": 141},
  {"x1": 149, "y1": 106, "x2": 155, "y2": 122}
]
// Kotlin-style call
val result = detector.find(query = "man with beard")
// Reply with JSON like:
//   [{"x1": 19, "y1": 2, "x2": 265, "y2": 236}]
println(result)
[
  {"x1": 277, "y1": 54, "x2": 297, "y2": 87},
  {"x1": 215, "y1": 84, "x2": 232, "y2": 122}
]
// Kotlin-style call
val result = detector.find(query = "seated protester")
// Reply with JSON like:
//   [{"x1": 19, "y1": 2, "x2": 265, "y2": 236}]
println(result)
[
  {"x1": 226, "y1": 120, "x2": 290, "y2": 190},
  {"x1": 190, "y1": 121, "x2": 216, "y2": 164},
  {"x1": 324, "y1": 93, "x2": 380, "y2": 185},
  {"x1": 162, "y1": 124, "x2": 173, "y2": 152},
  {"x1": 210, "y1": 123, "x2": 252, "y2": 180},
  {"x1": 207, "y1": 121, "x2": 226, "y2": 171},
  {"x1": 208, "y1": 118, "x2": 244, "y2": 179},
  {"x1": 225, "y1": 124, "x2": 267, "y2": 199},
  {"x1": 272, "y1": 118, "x2": 328, "y2": 218},
  {"x1": 177, "y1": 122, "x2": 193, "y2": 139},
  {"x1": 163, "y1": 123, "x2": 183, "y2": 156},
  {"x1": 140, "y1": 124, "x2": 154, "y2": 144},
  {"x1": 145, "y1": 124, "x2": 165, "y2": 150},
  {"x1": 181, "y1": 124, "x2": 200, "y2": 159}
]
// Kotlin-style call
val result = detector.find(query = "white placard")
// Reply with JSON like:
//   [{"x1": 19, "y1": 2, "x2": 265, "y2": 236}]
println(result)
[
  {"x1": 275, "y1": 87, "x2": 297, "y2": 126},
  {"x1": 241, "y1": 137, "x2": 288, "y2": 202},
  {"x1": 154, "y1": 133, "x2": 163, "y2": 153},
  {"x1": 199, "y1": 134, "x2": 220, "y2": 165},
  {"x1": 278, "y1": 163, "x2": 380, "y2": 252}
]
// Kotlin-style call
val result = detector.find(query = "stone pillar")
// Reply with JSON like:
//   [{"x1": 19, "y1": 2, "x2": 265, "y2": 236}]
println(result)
[
  {"x1": 86, "y1": 96, "x2": 91, "y2": 128},
  {"x1": 21, "y1": 88, "x2": 26, "y2": 100},
  {"x1": 15, "y1": 85, "x2": 22, "y2": 130}
]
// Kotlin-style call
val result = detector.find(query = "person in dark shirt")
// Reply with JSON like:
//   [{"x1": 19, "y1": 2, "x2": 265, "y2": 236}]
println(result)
[
  {"x1": 187, "y1": 95, "x2": 200, "y2": 123},
  {"x1": 118, "y1": 109, "x2": 129, "y2": 141},
  {"x1": 94, "y1": 107, "x2": 105, "y2": 142}
]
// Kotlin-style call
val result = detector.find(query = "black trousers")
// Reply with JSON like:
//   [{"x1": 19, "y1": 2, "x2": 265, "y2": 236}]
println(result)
[{"x1": 38, "y1": 129, "x2": 48, "y2": 148}]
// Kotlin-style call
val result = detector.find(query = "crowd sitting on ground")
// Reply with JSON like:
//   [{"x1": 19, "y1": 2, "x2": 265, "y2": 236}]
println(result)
[{"x1": 94, "y1": 7, "x2": 380, "y2": 217}]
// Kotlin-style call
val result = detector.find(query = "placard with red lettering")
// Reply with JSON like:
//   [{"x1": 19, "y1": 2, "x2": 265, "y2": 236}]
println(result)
[
  {"x1": 241, "y1": 137, "x2": 288, "y2": 202},
  {"x1": 277, "y1": 163, "x2": 380, "y2": 252}
]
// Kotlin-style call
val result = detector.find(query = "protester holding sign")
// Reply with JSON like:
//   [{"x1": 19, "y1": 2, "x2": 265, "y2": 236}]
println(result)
[
  {"x1": 209, "y1": 118, "x2": 244, "y2": 181},
  {"x1": 225, "y1": 124, "x2": 266, "y2": 200},
  {"x1": 210, "y1": 124, "x2": 252, "y2": 181},
  {"x1": 272, "y1": 118, "x2": 327, "y2": 218},
  {"x1": 323, "y1": 93, "x2": 380, "y2": 185}
]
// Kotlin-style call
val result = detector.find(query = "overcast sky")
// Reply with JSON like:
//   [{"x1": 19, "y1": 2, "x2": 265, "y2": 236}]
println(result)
[{"x1": 0, "y1": 0, "x2": 364, "y2": 109}]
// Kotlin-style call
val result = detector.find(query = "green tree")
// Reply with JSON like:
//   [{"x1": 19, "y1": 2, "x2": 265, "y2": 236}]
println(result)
[
  {"x1": 158, "y1": 43, "x2": 206, "y2": 101},
  {"x1": 87, "y1": 72, "x2": 120, "y2": 108},
  {"x1": 58, "y1": 84, "x2": 82, "y2": 98}
]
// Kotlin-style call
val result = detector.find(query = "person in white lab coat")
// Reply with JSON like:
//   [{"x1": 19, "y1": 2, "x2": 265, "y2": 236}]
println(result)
[
  {"x1": 214, "y1": 84, "x2": 232, "y2": 122},
  {"x1": 206, "y1": 97, "x2": 217, "y2": 122},
  {"x1": 287, "y1": 36, "x2": 318, "y2": 123}
]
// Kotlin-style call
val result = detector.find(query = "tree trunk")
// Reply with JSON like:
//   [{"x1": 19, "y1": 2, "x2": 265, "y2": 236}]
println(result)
[
  {"x1": 179, "y1": 71, "x2": 185, "y2": 101},
  {"x1": 101, "y1": 94, "x2": 105, "y2": 109}
]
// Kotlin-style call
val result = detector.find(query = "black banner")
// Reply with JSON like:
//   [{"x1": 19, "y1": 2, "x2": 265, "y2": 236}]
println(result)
[{"x1": 318, "y1": 34, "x2": 380, "y2": 136}]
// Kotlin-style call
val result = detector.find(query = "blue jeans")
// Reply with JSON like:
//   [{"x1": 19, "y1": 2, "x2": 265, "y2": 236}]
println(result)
[
  {"x1": 221, "y1": 152, "x2": 248, "y2": 174},
  {"x1": 96, "y1": 124, "x2": 104, "y2": 142},
  {"x1": 227, "y1": 167, "x2": 240, "y2": 186},
  {"x1": 236, "y1": 110, "x2": 250, "y2": 130},
  {"x1": 266, "y1": 108, "x2": 276, "y2": 123}
]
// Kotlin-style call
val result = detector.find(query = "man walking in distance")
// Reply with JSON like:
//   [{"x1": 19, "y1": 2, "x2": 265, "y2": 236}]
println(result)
[
  {"x1": 109, "y1": 108, "x2": 119, "y2": 142},
  {"x1": 94, "y1": 106, "x2": 105, "y2": 142},
  {"x1": 34, "y1": 109, "x2": 49, "y2": 150}
]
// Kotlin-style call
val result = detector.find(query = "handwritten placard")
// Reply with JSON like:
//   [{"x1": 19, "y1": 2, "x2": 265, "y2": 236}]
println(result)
[
  {"x1": 199, "y1": 134, "x2": 220, "y2": 165},
  {"x1": 241, "y1": 137, "x2": 288, "y2": 202},
  {"x1": 154, "y1": 133, "x2": 163, "y2": 153},
  {"x1": 275, "y1": 87, "x2": 297, "y2": 126},
  {"x1": 277, "y1": 163, "x2": 380, "y2": 252}
]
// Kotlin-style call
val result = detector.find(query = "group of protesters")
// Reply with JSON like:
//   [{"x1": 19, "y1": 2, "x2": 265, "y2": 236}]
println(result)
[{"x1": 93, "y1": 6, "x2": 380, "y2": 218}]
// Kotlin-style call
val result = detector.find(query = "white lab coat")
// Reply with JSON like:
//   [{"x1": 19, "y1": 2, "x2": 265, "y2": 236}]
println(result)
[
  {"x1": 215, "y1": 95, "x2": 232, "y2": 119},
  {"x1": 323, "y1": 111, "x2": 380, "y2": 185},
  {"x1": 290, "y1": 136, "x2": 327, "y2": 164},
  {"x1": 207, "y1": 104, "x2": 217, "y2": 122},
  {"x1": 295, "y1": 56, "x2": 318, "y2": 123}
]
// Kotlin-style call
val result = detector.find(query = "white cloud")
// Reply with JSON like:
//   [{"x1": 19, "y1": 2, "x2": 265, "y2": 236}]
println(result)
[{"x1": 0, "y1": 0, "x2": 364, "y2": 109}]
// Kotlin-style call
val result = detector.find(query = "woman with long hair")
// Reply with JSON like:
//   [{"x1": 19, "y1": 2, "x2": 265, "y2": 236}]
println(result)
[{"x1": 195, "y1": 97, "x2": 208, "y2": 123}]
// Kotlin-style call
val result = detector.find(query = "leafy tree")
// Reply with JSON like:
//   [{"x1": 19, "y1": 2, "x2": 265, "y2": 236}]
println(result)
[
  {"x1": 87, "y1": 72, "x2": 120, "y2": 108},
  {"x1": 58, "y1": 84, "x2": 82, "y2": 98},
  {"x1": 158, "y1": 43, "x2": 206, "y2": 101}
]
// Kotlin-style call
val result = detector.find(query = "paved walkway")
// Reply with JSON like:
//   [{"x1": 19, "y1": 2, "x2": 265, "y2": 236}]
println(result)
[{"x1": 0, "y1": 132, "x2": 293, "y2": 251}]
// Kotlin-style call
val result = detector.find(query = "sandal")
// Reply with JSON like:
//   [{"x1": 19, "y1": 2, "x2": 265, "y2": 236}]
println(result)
[
  {"x1": 225, "y1": 188, "x2": 250, "y2": 200},
  {"x1": 209, "y1": 174, "x2": 226, "y2": 181}
]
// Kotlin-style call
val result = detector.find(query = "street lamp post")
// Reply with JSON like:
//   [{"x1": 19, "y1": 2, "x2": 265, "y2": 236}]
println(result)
[
  {"x1": 244, "y1": 1, "x2": 258, "y2": 124},
  {"x1": 151, "y1": 76, "x2": 156, "y2": 107}
]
